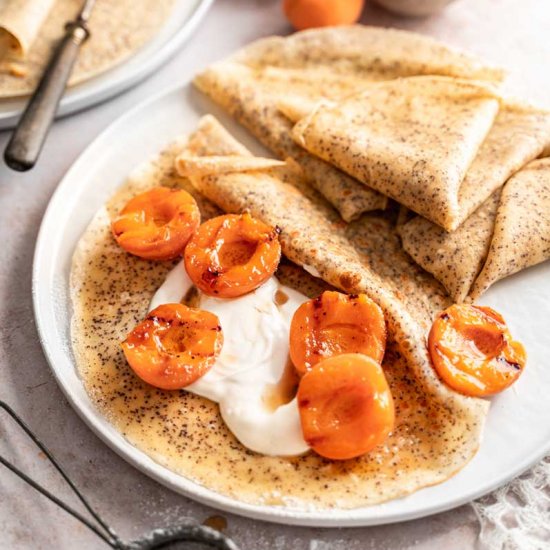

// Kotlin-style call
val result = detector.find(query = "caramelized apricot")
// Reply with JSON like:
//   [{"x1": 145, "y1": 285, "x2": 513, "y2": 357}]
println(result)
[
  {"x1": 289, "y1": 291, "x2": 386, "y2": 376},
  {"x1": 297, "y1": 354, "x2": 394, "y2": 460},
  {"x1": 122, "y1": 303, "x2": 223, "y2": 390},
  {"x1": 428, "y1": 304, "x2": 526, "y2": 397},
  {"x1": 184, "y1": 213, "x2": 281, "y2": 298},
  {"x1": 112, "y1": 187, "x2": 200, "y2": 261}
]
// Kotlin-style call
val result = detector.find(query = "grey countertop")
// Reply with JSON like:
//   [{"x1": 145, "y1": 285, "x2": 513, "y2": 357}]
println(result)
[{"x1": 1, "y1": 0, "x2": 548, "y2": 548}]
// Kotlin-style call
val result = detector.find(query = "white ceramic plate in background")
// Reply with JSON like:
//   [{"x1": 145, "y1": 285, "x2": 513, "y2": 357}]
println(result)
[
  {"x1": 0, "y1": 0, "x2": 213, "y2": 129},
  {"x1": 32, "y1": 83, "x2": 550, "y2": 527}
]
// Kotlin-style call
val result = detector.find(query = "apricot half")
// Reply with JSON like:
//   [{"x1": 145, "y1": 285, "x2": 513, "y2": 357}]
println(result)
[
  {"x1": 297, "y1": 353, "x2": 395, "y2": 460},
  {"x1": 122, "y1": 303, "x2": 223, "y2": 390},
  {"x1": 184, "y1": 213, "x2": 281, "y2": 298},
  {"x1": 290, "y1": 291, "x2": 386, "y2": 376},
  {"x1": 112, "y1": 187, "x2": 200, "y2": 261},
  {"x1": 428, "y1": 304, "x2": 526, "y2": 397}
]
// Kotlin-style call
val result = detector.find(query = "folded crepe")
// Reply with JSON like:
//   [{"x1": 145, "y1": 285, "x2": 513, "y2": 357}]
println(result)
[
  {"x1": 292, "y1": 76, "x2": 505, "y2": 230},
  {"x1": 285, "y1": 94, "x2": 550, "y2": 231},
  {"x1": 400, "y1": 190, "x2": 501, "y2": 303},
  {"x1": 400, "y1": 158, "x2": 550, "y2": 302},
  {"x1": 470, "y1": 158, "x2": 550, "y2": 299},
  {"x1": 195, "y1": 25, "x2": 504, "y2": 222},
  {"x1": 230, "y1": 25, "x2": 505, "y2": 82},
  {"x1": 195, "y1": 61, "x2": 387, "y2": 222},
  {"x1": 454, "y1": 102, "x2": 550, "y2": 224},
  {"x1": 0, "y1": 0, "x2": 55, "y2": 57}
]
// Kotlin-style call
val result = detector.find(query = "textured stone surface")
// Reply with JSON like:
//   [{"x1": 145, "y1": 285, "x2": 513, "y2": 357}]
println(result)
[{"x1": 0, "y1": 0, "x2": 548, "y2": 548}]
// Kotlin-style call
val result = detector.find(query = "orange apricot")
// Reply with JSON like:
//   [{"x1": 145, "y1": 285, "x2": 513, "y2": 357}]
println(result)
[
  {"x1": 297, "y1": 353, "x2": 395, "y2": 460},
  {"x1": 428, "y1": 304, "x2": 526, "y2": 397},
  {"x1": 289, "y1": 291, "x2": 386, "y2": 376},
  {"x1": 283, "y1": 0, "x2": 365, "y2": 31},
  {"x1": 122, "y1": 303, "x2": 223, "y2": 390},
  {"x1": 184, "y1": 213, "x2": 281, "y2": 298},
  {"x1": 112, "y1": 187, "x2": 200, "y2": 261}
]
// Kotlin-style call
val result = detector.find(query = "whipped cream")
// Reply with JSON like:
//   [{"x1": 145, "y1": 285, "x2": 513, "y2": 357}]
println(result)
[{"x1": 150, "y1": 261, "x2": 310, "y2": 456}]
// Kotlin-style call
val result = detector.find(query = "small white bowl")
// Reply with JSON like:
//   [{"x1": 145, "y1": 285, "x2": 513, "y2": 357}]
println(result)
[{"x1": 375, "y1": 0, "x2": 456, "y2": 16}]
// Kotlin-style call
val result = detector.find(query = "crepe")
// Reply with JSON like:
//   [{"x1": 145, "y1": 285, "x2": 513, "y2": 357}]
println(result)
[
  {"x1": 71, "y1": 115, "x2": 488, "y2": 509},
  {"x1": 0, "y1": 0, "x2": 175, "y2": 97},
  {"x1": 292, "y1": 76, "x2": 502, "y2": 231},
  {"x1": 453, "y1": 102, "x2": 550, "y2": 225},
  {"x1": 401, "y1": 157, "x2": 550, "y2": 302},
  {"x1": 230, "y1": 25, "x2": 505, "y2": 82},
  {"x1": 0, "y1": 0, "x2": 55, "y2": 57},
  {"x1": 176, "y1": 155, "x2": 285, "y2": 178},
  {"x1": 470, "y1": 158, "x2": 550, "y2": 300},
  {"x1": 396, "y1": 102, "x2": 550, "y2": 301},
  {"x1": 194, "y1": 25, "x2": 504, "y2": 222},
  {"x1": 400, "y1": 190, "x2": 501, "y2": 303},
  {"x1": 284, "y1": 95, "x2": 550, "y2": 232},
  {"x1": 195, "y1": 61, "x2": 387, "y2": 222}
]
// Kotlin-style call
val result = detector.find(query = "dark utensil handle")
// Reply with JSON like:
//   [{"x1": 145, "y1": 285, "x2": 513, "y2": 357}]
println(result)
[{"x1": 4, "y1": 22, "x2": 89, "y2": 172}]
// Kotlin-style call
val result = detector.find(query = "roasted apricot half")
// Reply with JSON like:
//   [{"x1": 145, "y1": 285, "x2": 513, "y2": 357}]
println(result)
[
  {"x1": 122, "y1": 303, "x2": 223, "y2": 390},
  {"x1": 184, "y1": 213, "x2": 281, "y2": 298},
  {"x1": 112, "y1": 187, "x2": 200, "y2": 261},
  {"x1": 289, "y1": 291, "x2": 386, "y2": 376},
  {"x1": 297, "y1": 353, "x2": 395, "y2": 460},
  {"x1": 428, "y1": 304, "x2": 526, "y2": 397}
]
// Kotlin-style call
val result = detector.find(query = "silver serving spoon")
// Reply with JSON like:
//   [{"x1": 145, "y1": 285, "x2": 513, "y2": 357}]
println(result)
[
  {"x1": 0, "y1": 400, "x2": 240, "y2": 550},
  {"x1": 4, "y1": 0, "x2": 97, "y2": 172}
]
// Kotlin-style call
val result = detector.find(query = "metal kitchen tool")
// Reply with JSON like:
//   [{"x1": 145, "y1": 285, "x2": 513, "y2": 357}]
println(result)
[
  {"x1": 4, "y1": 0, "x2": 97, "y2": 171},
  {"x1": 0, "y1": 400, "x2": 239, "y2": 549}
]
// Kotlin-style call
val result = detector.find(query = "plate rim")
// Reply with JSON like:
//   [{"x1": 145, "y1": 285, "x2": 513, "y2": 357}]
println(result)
[
  {"x1": 32, "y1": 81, "x2": 550, "y2": 527},
  {"x1": 0, "y1": 0, "x2": 214, "y2": 129}
]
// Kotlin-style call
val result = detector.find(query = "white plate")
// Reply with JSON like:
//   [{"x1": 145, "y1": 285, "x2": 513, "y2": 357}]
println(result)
[
  {"x1": 0, "y1": 0, "x2": 213, "y2": 129},
  {"x1": 33, "y1": 82, "x2": 550, "y2": 527}
]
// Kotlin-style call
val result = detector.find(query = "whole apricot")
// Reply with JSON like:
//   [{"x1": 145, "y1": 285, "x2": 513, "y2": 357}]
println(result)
[{"x1": 283, "y1": 0, "x2": 365, "y2": 31}]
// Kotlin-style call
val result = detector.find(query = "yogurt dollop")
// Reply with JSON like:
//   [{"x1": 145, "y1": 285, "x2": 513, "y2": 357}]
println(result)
[{"x1": 150, "y1": 261, "x2": 310, "y2": 456}]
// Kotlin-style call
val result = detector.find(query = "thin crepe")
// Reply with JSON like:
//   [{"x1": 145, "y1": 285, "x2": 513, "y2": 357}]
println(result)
[
  {"x1": 194, "y1": 25, "x2": 504, "y2": 222},
  {"x1": 470, "y1": 158, "x2": 550, "y2": 299},
  {"x1": 230, "y1": 25, "x2": 505, "y2": 82},
  {"x1": 0, "y1": 0, "x2": 55, "y2": 57},
  {"x1": 292, "y1": 76, "x2": 502, "y2": 231},
  {"x1": 400, "y1": 190, "x2": 501, "y2": 303},
  {"x1": 285, "y1": 96, "x2": 550, "y2": 231},
  {"x1": 401, "y1": 158, "x2": 550, "y2": 302},
  {"x1": 71, "y1": 115, "x2": 488, "y2": 509},
  {"x1": 195, "y1": 61, "x2": 387, "y2": 222},
  {"x1": 0, "y1": 0, "x2": 175, "y2": 97}
]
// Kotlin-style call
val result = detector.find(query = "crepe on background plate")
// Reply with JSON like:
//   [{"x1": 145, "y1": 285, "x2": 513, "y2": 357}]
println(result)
[
  {"x1": 71, "y1": 114, "x2": 488, "y2": 510},
  {"x1": 0, "y1": 0, "x2": 175, "y2": 97},
  {"x1": 195, "y1": 25, "x2": 504, "y2": 222},
  {"x1": 0, "y1": 0, "x2": 55, "y2": 58}
]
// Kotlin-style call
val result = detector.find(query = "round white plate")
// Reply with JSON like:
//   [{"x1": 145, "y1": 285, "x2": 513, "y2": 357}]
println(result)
[
  {"x1": 33, "y1": 83, "x2": 550, "y2": 527},
  {"x1": 0, "y1": 0, "x2": 213, "y2": 129}
]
